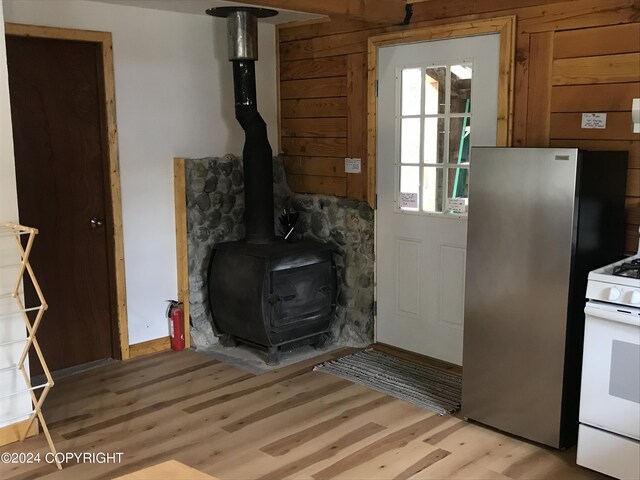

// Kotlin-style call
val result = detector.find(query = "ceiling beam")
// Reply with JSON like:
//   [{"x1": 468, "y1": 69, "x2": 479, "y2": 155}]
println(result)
[{"x1": 229, "y1": 0, "x2": 408, "y2": 25}]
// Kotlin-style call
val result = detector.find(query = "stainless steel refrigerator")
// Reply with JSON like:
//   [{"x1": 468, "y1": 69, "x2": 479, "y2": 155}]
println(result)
[{"x1": 462, "y1": 147, "x2": 628, "y2": 449}]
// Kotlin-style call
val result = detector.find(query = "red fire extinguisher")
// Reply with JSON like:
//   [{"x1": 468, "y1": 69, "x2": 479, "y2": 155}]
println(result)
[{"x1": 166, "y1": 300, "x2": 185, "y2": 351}]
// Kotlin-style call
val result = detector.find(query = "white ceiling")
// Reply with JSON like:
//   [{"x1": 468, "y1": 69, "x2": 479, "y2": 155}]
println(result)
[{"x1": 86, "y1": 0, "x2": 324, "y2": 24}]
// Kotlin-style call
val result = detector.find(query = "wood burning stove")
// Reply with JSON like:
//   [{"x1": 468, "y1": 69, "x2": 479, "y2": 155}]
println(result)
[
  {"x1": 205, "y1": 7, "x2": 336, "y2": 364},
  {"x1": 208, "y1": 240, "x2": 336, "y2": 364}
]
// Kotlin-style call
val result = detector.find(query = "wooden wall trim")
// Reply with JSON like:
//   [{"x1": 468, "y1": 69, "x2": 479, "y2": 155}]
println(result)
[
  {"x1": 512, "y1": 32, "x2": 531, "y2": 146},
  {"x1": 0, "y1": 418, "x2": 38, "y2": 447},
  {"x1": 173, "y1": 158, "x2": 190, "y2": 350},
  {"x1": 346, "y1": 52, "x2": 368, "y2": 201},
  {"x1": 526, "y1": 31, "x2": 554, "y2": 146},
  {"x1": 5, "y1": 22, "x2": 130, "y2": 360},
  {"x1": 5, "y1": 22, "x2": 112, "y2": 42},
  {"x1": 366, "y1": 16, "x2": 517, "y2": 207},
  {"x1": 498, "y1": 14, "x2": 517, "y2": 145},
  {"x1": 129, "y1": 336, "x2": 171, "y2": 359},
  {"x1": 102, "y1": 30, "x2": 129, "y2": 361}
]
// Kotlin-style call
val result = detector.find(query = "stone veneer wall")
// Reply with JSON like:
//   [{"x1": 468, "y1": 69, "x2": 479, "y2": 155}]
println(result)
[{"x1": 185, "y1": 154, "x2": 374, "y2": 349}]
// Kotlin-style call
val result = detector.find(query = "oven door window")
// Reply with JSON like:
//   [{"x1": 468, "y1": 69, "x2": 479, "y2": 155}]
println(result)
[{"x1": 609, "y1": 339, "x2": 640, "y2": 403}]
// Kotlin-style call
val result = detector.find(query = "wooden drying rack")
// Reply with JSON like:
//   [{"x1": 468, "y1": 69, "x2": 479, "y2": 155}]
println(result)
[{"x1": 0, "y1": 222, "x2": 61, "y2": 469}]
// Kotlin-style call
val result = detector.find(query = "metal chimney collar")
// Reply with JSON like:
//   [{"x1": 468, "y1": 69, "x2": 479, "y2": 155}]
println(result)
[{"x1": 207, "y1": 6, "x2": 278, "y2": 61}]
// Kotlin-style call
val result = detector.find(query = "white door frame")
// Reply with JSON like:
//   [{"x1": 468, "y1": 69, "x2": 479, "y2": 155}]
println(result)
[{"x1": 368, "y1": 17, "x2": 516, "y2": 346}]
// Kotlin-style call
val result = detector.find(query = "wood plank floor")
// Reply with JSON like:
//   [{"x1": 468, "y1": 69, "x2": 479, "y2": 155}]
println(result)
[{"x1": 0, "y1": 349, "x2": 608, "y2": 480}]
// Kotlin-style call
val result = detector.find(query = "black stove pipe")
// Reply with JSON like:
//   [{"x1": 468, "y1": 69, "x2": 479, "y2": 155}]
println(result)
[
  {"x1": 208, "y1": 6, "x2": 278, "y2": 243},
  {"x1": 233, "y1": 60, "x2": 274, "y2": 243}
]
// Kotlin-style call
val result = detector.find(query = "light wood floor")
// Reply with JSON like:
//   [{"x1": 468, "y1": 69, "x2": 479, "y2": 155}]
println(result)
[{"x1": 1, "y1": 349, "x2": 608, "y2": 480}]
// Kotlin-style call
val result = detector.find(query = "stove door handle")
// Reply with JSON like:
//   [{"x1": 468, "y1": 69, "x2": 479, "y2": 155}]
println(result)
[
  {"x1": 318, "y1": 285, "x2": 332, "y2": 295},
  {"x1": 268, "y1": 293, "x2": 297, "y2": 304}
]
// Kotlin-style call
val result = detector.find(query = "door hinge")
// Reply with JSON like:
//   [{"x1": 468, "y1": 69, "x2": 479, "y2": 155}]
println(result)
[
  {"x1": 373, "y1": 300, "x2": 377, "y2": 316},
  {"x1": 375, "y1": 80, "x2": 379, "y2": 97}
]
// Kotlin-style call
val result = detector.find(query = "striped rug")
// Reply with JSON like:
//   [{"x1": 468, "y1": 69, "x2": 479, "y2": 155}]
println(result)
[{"x1": 314, "y1": 349, "x2": 461, "y2": 415}]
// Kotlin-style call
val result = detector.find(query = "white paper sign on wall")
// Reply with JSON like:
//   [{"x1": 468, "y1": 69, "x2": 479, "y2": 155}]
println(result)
[
  {"x1": 581, "y1": 113, "x2": 607, "y2": 129},
  {"x1": 448, "y1": 197, "x2": 468, "y2": 213},
  {"x1": 345, "y1": 157, "x2": 361, "y2": 174},
  {"x1": 400, "y1": 192, "x2": 418, "y2": 209}
]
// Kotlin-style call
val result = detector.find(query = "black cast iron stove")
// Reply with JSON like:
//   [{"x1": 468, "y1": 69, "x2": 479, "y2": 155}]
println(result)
[{"x1": 206, "y1": 7, "x2": 336, "y2": 365}]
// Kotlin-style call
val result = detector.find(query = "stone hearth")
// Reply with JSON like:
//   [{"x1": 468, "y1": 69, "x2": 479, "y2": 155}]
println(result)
[{"x1": 184, "y1": 155, "x2": 374, "y2": 349}]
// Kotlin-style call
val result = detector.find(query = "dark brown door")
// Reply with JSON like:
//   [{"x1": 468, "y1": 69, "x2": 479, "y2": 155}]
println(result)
[{"x1": 6, "y1": 35, "x2": 116, "y2": 375}]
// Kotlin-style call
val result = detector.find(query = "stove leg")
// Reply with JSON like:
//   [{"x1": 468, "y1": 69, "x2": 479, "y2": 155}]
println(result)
[
  {"x1": 314, "y1": 332, "x2": 331, "y2": 351},
  {"x1": 219, "y1": 334, "x2": 237, "y2": 348},
  {"x1": 267, "y1": 346, "x2": 280, "y2": 366}
]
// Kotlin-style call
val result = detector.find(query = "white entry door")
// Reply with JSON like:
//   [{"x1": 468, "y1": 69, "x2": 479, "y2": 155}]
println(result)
[{"x1": 376, "y1": 34, "x2": 500, "y2": 365}]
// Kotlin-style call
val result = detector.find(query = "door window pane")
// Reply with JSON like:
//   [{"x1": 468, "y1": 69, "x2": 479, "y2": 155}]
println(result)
[
  {"x1": 395, "y1": 62, "x2": 473, "y2": 216},
  {"x1": 423, "y1": 117, "x2": 445, "y2": 164},
  {"x1": 447, "y1": 167, "x2": 469, "y2": 214},
  {"x1": 401, "y1": 68, "x2": 422, "y2": 116},
  {"x1": 400, "y1": 166, "x2": 420, "y2": 211},
  {"x1": 425, "y1": 67, "x2": 446, "y2": 114},
  {"x1": 450, "y1": 64, "x2": 472, "y2": 114},
  {"x1": 422, "y1": 167, "x2": 443, "y2": 213},
  {"x1": 401, "y1": 117, "x2": 421, "y2": 164},
  {"x1": 449, "y1": 116, "x2": 471, "y2": 165}
]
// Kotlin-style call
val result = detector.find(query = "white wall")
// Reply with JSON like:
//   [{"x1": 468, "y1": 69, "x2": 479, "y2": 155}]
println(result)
[
  {"x1": 0, "y1": 1, "x2": 32, "y2": 429},
  {"x1": 2, "y1": 0, "x2": 278, "y2": 344}
]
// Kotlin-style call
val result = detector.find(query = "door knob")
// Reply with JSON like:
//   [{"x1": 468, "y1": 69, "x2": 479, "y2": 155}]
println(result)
[{"x1": 90, "y1": 218, "x2": 104, "y2": 229}]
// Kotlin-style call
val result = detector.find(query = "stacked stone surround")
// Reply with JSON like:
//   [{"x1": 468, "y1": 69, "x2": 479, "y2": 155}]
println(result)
[{"x1": 184, "y1": 154, "x2": 374, "y2": 350}]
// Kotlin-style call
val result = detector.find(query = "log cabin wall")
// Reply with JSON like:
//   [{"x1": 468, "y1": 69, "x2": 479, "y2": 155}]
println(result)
[
  {"x1": 277, "y1": 0, "x2": 640, "y2": 252},
  {"x1": 546, "y1": 23, "x2": 639, "y2": 253}
]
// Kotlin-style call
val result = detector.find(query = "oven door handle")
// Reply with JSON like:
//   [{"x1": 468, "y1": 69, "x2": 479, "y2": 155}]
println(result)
[{"x1": 585, "y1": 304, "x2": 640, "y2": 327}]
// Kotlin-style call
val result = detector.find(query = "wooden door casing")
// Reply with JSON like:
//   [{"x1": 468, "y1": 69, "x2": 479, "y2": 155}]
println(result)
[{"x1": 6, "y1": 35, "x2": 116, "y2": 374}]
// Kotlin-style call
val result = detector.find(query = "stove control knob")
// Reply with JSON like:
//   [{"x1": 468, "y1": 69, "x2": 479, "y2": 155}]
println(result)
[
  {"x1": 630, "y1": 290, "x2": 640, "y2": 305},
  {"x1": 608, "y1": 287, "x2": 621, "y2": 301}
]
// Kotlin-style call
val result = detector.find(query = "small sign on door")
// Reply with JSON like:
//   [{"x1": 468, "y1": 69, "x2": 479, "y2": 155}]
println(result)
[
  {"x1": 400, "y1": 192, "x2": 418, "y2": 209},
  {"x1": 448, "y1": 197, "x2": 468, "y2": 213},
  {"x1": 581, "y1": 113, "x2": 607, "y2": 129}
]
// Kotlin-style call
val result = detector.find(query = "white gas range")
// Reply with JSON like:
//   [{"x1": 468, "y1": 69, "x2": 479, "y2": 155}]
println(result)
[{"x1": 577, "y1": 254, "x2": 640, "y2": 480}]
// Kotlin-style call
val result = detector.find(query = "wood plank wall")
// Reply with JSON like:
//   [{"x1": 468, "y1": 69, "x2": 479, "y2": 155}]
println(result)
[
  {"x1": 547, "y1": 23, "x2": 640, "y2": 254},
  {"x1": 277, "y1": 0, "x2": 640, "y2": 251}
]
